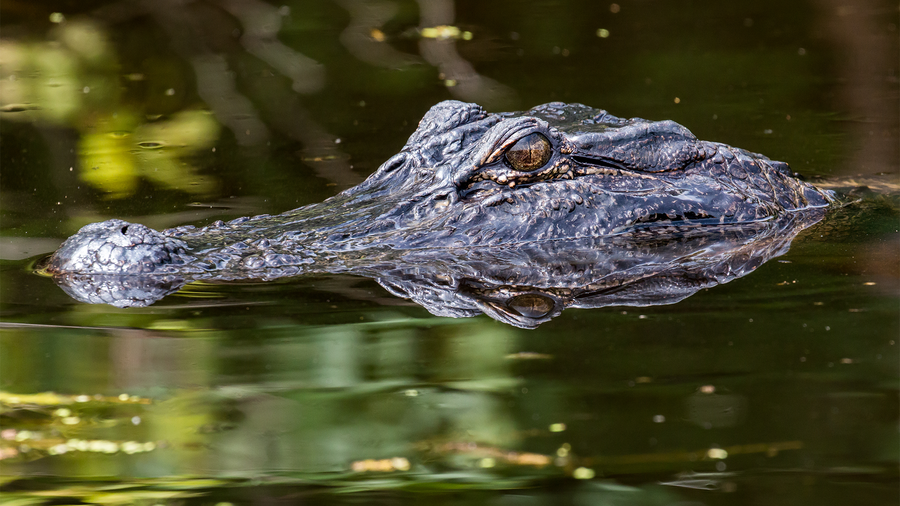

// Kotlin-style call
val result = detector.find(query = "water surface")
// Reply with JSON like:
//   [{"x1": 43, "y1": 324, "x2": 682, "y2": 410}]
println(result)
[{"x1": 1, "y1": 1, "x2": 898, "y2": 504}]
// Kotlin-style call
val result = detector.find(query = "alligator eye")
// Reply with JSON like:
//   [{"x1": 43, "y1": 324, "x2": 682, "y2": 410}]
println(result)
[
  {"x1": 505, "y1": 133, "x2": 551, "y2": 172},
  {"x1": 507, "y1": 293, "x2": 554, "y2": 318}
]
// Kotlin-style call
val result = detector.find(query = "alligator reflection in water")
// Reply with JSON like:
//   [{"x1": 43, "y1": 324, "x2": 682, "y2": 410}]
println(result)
[
  {"x1": 374, "y1": 212, "x2": 826, "y2": 328},
  {"x1": 46, "y1": 101, "x2": 834, "y2": 328},
  {"x1": 49, "y1": 211, "x2": 824, "y2": 328}
]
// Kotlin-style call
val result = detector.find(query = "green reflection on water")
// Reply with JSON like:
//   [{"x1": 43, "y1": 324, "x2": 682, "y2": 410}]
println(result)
[{"x1": 1, "y1": 19, "x2": 220, "y2": 200}]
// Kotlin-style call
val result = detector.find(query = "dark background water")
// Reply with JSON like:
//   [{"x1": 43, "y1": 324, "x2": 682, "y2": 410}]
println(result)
[{"x1": 1, "y1": 0, "x2": 898, "y2": 504}]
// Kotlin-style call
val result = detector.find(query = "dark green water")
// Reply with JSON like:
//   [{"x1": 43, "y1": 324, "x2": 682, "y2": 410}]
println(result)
[{"x1": 1, "y1": 1, "x2": 898, "y2": 504}]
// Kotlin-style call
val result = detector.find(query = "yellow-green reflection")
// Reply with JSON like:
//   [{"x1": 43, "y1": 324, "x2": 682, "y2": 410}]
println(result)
[
  {"x1": 0, "y1": 20, "x2": 220, "y2": 199},
  {"x1": 80, "y1": 111, "x2": 219, "y2": 198}
]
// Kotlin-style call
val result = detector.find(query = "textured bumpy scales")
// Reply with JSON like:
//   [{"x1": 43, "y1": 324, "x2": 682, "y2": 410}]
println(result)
[{"x1": 46, "y1": 101, "x2": 835, "y2": 320}]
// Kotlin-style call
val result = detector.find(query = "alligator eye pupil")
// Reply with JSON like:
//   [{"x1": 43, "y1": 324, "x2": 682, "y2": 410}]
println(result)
[{"x1": 505, "y1": 133, "x2": 551, "y2": 172}]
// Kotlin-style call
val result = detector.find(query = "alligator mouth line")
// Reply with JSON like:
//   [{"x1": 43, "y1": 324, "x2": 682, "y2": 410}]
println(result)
[
  {"x1": 471, "y1": 171, "x2": 675, "y2": 208},
  {"x1": 571, "y1": 156, "x2": 669, "y2": 180},
  {"x1": 463, "y1": 159, "x2": 661, "y2": 203}
]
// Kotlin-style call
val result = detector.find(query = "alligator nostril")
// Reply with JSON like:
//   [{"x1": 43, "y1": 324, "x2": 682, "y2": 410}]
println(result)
[{"x1": 120, "y1": 226, "x2": 129, "y2": 234}]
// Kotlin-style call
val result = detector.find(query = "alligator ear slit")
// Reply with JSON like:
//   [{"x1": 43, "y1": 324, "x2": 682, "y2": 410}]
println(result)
[
  {"x1": 571, "y1": 156, "x2": 627, "y2": 171},
  {"x1": 381, "y1": 154, "x2": 407, "y2": 173}
]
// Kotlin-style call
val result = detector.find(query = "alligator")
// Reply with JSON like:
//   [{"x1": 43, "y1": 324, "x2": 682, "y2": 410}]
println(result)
[{"x1": 46, "y1": 101, "x2": 835, "y2": 326}]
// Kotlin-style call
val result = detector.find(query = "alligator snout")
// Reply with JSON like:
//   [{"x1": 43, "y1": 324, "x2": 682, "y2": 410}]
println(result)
[{"x1": 48, "y1": 219, "x2": 191, "y2": 275}]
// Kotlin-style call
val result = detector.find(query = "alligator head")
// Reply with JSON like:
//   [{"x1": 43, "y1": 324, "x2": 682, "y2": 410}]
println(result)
[{"x1": 46, "y1": 101, "x2": 834, "y2": 319}]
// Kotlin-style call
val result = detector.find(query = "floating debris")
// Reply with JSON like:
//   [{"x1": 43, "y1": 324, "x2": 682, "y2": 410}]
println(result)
[
  {"x1": 420, "y1": 25, "x2": 472, "y2": 40},
  {"x1": 573, "y1": 467, "x2": 595, "y2": 479},
  {"x1": 505, "y1": 352, "x2": 554, "y2": 360},
  {"x1": 548, "y1": 423, "x2": 567, "y2": 432},
  {"x1": 350, "y1": 457, "x2": 410, "y2": 473}
]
